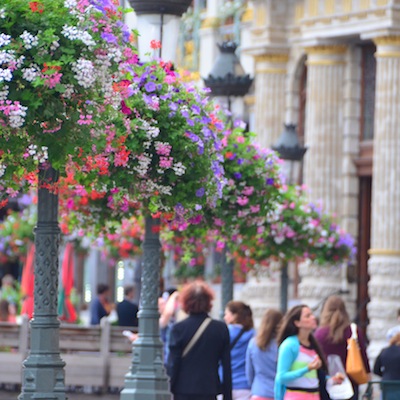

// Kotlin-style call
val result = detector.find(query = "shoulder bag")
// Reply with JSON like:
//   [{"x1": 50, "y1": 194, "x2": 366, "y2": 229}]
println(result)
[
  {"x1": 182, "y1": 317, "x2": 211, "y2": 357},
  {"x1": 345, "y1": 322, "x2": 369, "y2": 385}
]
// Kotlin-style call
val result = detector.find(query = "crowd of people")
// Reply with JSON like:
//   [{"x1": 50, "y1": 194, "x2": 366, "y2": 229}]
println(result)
[
  {"x1": 90, "y1": 278, "x2": 400, "y2": 400},
  {"x1": 5, "y1": 272, "x2": 400, "y2": 399}
]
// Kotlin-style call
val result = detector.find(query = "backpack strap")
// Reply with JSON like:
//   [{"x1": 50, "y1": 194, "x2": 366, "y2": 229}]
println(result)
[
  {"x1": 230, "y1": 327, "x2": 246, "y2": 350},
  {"x1": 182, "y1": 317, "x2": 212, "y2": 357}
]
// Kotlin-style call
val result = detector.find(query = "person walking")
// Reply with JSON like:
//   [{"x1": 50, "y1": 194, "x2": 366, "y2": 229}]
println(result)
[
  {"x1": 246, "y1": 308, "x2": 283, "y2": 400},
  {"x1": 374, "y1": 332, "x2": 400, "y2": 380},
  {"x1": 167, "y1": 280, "x2": 232, "y2": 400},
  {"x1": 274, "y1": 304, "x2": 336, "y2": 400},
  {"x1": 314, "y1": 295, "x2": 370, "y2": 399},
  {"x1": 116, "y1": 285, "x2": 139, "y2": 327},
  {"x1": 224, "y1": 301, "x2": 255, "y2": 400}
]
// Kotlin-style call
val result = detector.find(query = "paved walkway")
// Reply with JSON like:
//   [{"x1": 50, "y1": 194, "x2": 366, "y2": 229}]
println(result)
[{"x1": 0, "y1": 390, "x2": 120, "y2": 400}]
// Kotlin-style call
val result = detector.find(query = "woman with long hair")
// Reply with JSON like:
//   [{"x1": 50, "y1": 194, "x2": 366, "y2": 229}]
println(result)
[
  {"x1": 224, "y1": 301, "x2": 255, "y2": 400},
  {"x1": 274, "y1": 304, "x2": 336, "y2": 400},
  {"x1": 246, "y1": 309, "x2": 283, "y2": 400},
  {"x1": 314, "y1": 295, "x2": 370, "y2": 399}
]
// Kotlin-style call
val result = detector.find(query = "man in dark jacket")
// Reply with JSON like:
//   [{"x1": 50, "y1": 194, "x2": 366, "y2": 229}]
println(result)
[
  {"x1": 116, "y1": 285, "x2": 139, "y2": 327},
  {"x1": 167, "y1": 280, "x2": 232, "y2": 400}
]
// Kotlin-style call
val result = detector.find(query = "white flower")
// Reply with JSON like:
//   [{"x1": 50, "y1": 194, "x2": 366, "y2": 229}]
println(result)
[
  {"x1": 61, "y1": 25, "x2": 96, "y2": 47},
  {"x1": 72, "y1": 58, "x2": 96, "y2": 88},
  {"x1": 50, "y1": 41, "x2": 60, "y2": 52},
  {"x1": 7, "y1": 103, "x2": 27, "y2": 128},
  {"x1": 22, "y1": 65, "x2": 40, "y2": 82},
  {"x1": 0, "y1": 33, "x2": 11, "y2": 47},
  {"x1": 173, "y1": 162, "x2": 186, "y2": 176},
  {"x1": 64, "y1": 0, "x2": 77, "y2": 8},
  {"x1": 0, "y1": 85, "x2": 8, "y2": 100},
  {"x1": 0, "y1": 9, "x2": 5, "y2": 19},
  {"x1": 0, "y1": 164, "x2": 5, "y2": 178},
  {"x1": 0, "y1": 68, "x2": 12, "y2": 82},
  {"x1": 20, "y1": 31, "x2": 39, "y2": 49},
  {"x1": 62, "y1": 84, "x2": 75, "y2": 99}
]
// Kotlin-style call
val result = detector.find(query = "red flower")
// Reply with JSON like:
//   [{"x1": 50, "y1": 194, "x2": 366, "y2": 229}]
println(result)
[
  {"x1": 150, "y1": 40, "x2": 161, "y2": 49},
  {"x1": 0, "y1": 199, "x2": 8, "y2": 208},
  {"x1": 29, "y1": 2, "x2": 44, "y2": 13}
]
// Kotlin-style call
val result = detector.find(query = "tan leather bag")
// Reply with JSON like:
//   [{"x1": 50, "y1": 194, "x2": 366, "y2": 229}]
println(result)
[{"x1": 345, "y1": 323, "x2": 368, "y2": 385}]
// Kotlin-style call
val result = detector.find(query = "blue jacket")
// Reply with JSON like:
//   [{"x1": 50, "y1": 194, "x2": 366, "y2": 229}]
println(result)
[
  {"x1": 245, "y1": 337, "x2": 278, "y2": 398},
  {"x1": 274, "y1": 335, "x2": 310, "y2": 400},
  {"x1": 228, "y1": 324, "x2": 255, "y2": 390}
]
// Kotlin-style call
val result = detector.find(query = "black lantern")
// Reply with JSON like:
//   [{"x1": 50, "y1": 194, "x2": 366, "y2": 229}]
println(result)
[
  {"x1": 128, "y1": 0, "x2": 192, "y2": 15},
  {"x1": 273, "y1": 123, "x2": 307, "y2": 185},
  {"x1": 128, "y1": 0, "x2": 192, "y2": 62},
  {"x1": 204, "y1": 42, "x2": 253, "y2": 103}
]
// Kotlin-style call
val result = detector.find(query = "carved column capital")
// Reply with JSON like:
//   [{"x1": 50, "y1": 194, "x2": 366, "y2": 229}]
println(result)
[
  {"x1": 373, "y1": 36, "x2": 400, "y2": 57},
  {"x1": 304, "y1": 45, "x2": 347, "y2": 66}
]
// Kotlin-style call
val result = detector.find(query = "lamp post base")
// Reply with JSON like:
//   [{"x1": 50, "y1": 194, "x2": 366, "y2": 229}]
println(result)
[{"x1": 120, "y1": 217, "x2": 171, "y2": 400}]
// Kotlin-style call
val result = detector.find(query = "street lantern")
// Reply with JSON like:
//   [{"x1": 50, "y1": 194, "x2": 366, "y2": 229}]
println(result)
[
  {"x1": 272, "y1": 123, "x2": 307, "y2": 185},
  {"x1": 128, "y1": 0, "x2": 192, "y2": 61},
  {"x1": 204, "y1": 41, "x2": 253, "y2": 112},
  {"x1": 272, "y1": 123, "x2": 307, "y2": 313},
  {"x1": 204, "y1": 41, "x2": 253, "y2": 318}
]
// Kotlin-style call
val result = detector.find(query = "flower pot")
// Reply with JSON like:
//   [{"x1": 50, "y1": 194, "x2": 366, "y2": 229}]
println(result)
[{"x1": 128, "y1": 0, "x2": 192, "y2": 16}]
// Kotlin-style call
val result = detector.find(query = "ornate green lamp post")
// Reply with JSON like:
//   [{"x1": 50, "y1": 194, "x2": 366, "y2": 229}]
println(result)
[
  {"x1": 19, "y1": 167, "x2": 65, "y2": 400},
  {"x1": 204, "y1": 41, "x2": 253, "y2": 317},
  {"x1": 0, "y1": 2, "x2": 137, "y2": 398},
  {"x1": 272, "y1": 124, "x2": 307, "y2": 313}
]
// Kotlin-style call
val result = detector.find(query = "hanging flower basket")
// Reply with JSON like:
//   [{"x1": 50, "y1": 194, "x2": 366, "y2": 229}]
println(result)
[
  {"x1": 0, "y1": 0, "x2": 137, "y2": 201},
  {"x1": 59, "y1": 59, "x2": 226, "y2": 233}
]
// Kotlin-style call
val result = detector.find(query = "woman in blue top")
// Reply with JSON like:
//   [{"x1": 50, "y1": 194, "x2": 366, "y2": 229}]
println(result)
[
  {"x1": 274, "y1": 305, "x2": 341, "y2": 400},
  {"x1": 246, "y1": 308, "x2": 283, "y2": 400},
  {"x1": 224, "y1": 301, "x2": 255, "y2": 400}
]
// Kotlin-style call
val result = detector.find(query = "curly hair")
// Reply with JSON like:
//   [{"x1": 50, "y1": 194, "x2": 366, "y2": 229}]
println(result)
[
  {"x1": 319, "y1": 295, "x2": 350, "y2": 344},
  {"x1": 180, "y1": 280, "x2": 214, "y2": 314}
]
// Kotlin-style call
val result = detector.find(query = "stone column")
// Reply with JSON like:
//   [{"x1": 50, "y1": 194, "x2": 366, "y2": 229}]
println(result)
[
  {"x1": 254, "y1": 54, "x2": 288, "y2": 148},
  {"x1": 367, "y1": 36, "x2": 400, "y2": 359},
  {"x1": 298, "y1": 45, "x2": 347, "y2": 308},
  {"x1": 303, "y1": 45, "x2": 347, "y2": 215}
]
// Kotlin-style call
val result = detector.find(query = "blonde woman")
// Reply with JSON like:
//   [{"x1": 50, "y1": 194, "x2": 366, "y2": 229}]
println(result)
[
  {"x1": 246, "y1": 309, "x2": 283, "y2": 400},
  {"x1": 314, "y1": 295, "x2": 370, "y2": 399}
]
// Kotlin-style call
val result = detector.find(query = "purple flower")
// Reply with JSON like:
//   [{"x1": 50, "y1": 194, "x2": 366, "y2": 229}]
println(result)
[
  {"x1": 191, "y1": 105, "x2": 200, "y2": 115},
  {"x1": 169, "y1": 102, "x2": 178, "y2": 111},
  {"x1": 237, "y1": 158, "x2": 244, "y2": 165},
  {"x1": 144, "y1": 81, "x2": 156, "y2": 93},
  {"x1": 266, "y1": 178, "x2": 274, "y2": 185},
  {"x1": 233, "y1": 172, "x2": 242, "y2": 179},
  {"x1": 187, "y1": 132, "x2": 199, "y2": 142},
  {"x1": 101, "y1": 32, "x2": 118, "y2": 44},
  {"x1": 196, "y1": 187, "x2": 205, "y2": 197}
]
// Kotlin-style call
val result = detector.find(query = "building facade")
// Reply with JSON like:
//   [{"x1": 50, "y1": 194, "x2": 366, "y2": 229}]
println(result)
[
  {"x1": 125, "y1": 0, "x2": 400, "y2": 358},
  {"x1": 186, "y1": 0, "x2": 400, "y2": 358}
]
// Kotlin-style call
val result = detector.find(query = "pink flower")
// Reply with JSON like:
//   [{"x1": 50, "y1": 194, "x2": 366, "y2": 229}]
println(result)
[
  {"x1": 159, "y1": 156, "x2": 173, "y2": 168},
  {"x1": 250, "y1": 204, "x2": 260, "y2": 213},
  {"x1": 236, "y1": 136, "x2": 245, "y2": 143},
  {"x1": 242, "y1": 186, "x2": 254, "y2": 196},
  {"x1": 237, "y1": 196, "x2": 249, "y2": 206}
]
